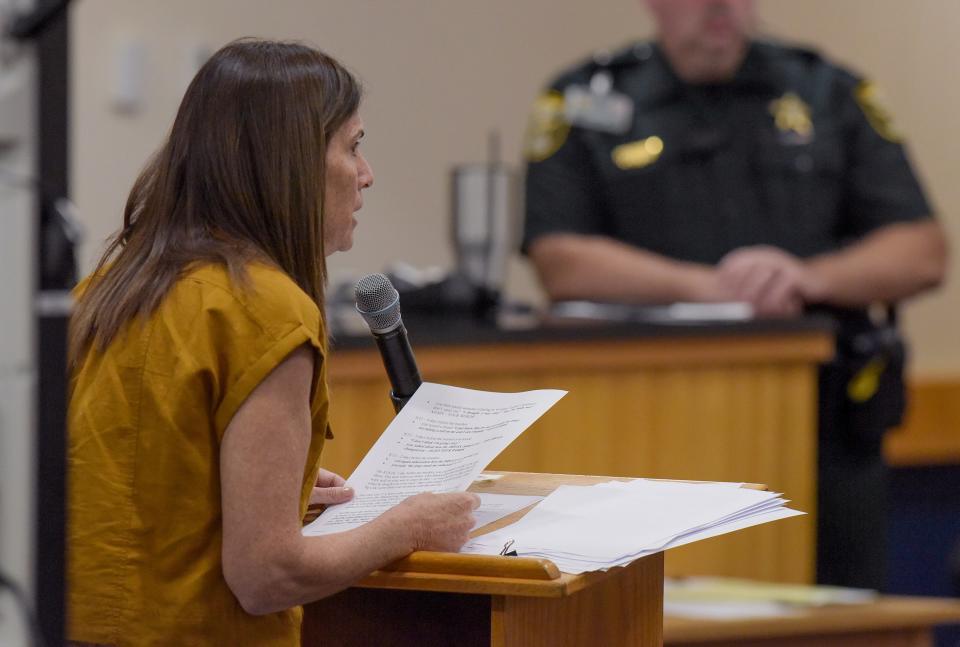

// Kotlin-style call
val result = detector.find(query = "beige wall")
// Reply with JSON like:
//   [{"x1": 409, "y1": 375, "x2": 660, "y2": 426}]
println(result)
[{"x1": 71, "y1": 0, "x2": 960, "y2": 375}]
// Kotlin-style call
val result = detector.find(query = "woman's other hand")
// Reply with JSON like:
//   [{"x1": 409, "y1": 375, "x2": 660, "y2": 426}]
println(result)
[{"x1": 309, "y1": 468, "x2": 353, "y2": 506}]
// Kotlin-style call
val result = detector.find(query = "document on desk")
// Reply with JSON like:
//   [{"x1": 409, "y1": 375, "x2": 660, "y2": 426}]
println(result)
[
  {"x1": 302, "y1": 382, "x2": 566, "y2": 537},
  {"x1": 663, "y1": 576, "x2": 877, "y2": 619}
]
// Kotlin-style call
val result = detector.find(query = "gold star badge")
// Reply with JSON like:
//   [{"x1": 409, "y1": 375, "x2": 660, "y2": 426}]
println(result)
[{"x1": 769, "y1": 92, "x2": 814, "y2": 143}]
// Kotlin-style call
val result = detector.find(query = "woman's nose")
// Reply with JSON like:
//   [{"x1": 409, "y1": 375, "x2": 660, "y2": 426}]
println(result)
[{"x1": 359, "y1": 155, "x2": 374, "y2": 189}]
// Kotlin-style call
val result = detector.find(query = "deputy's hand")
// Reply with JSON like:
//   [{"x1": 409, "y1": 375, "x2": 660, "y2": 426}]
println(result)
[
  {"x1": 717, "y1": 246, "x2": 823, "y2": 317},
  {"x1": 309, "y1": 468, "x2": 354, "y2": 506},
  {"x1": 387, "y1": 492, "x2": 481, "y2": 553},
  {"x1": 684, "y1": 266, "x2": 740, "y2": 303}
]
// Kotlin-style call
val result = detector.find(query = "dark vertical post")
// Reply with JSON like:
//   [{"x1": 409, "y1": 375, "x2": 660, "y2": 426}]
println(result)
[{"x1": 34, "y1": 4, "x2": 70, "y2": 645}]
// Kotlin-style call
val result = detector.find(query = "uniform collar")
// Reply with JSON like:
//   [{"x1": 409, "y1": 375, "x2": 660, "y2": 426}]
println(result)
[
  {"x1": 621, "y1": 43, "x2": 684, "y2": 109},
  {"x1": 624, "y1": 40, "x2": 782, "y2": 108},
  {"x1": 731, "y1": 42, "x2": 786, "y2": 94}
]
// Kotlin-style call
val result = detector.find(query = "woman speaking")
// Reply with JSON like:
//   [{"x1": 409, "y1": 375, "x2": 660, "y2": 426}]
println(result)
[{"x1": 67, "y1": 39, "x2": 479, "y2": 646}]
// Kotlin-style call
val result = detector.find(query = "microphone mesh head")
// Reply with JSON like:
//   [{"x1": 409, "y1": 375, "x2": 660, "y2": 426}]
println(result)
[{"x1": 355, "y1": 273, "x2": 402, "y2": 333}]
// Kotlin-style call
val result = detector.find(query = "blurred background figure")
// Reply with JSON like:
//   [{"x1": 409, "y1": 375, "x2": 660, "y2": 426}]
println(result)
[{"x1": 522, "y1": 0, "x2": 948, "y2": 590}]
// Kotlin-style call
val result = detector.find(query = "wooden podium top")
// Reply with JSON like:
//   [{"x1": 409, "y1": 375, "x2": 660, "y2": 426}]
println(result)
[
  {"x1": 354, "y1": 471, "x2": 627, "y2": 598},
  {"x1": 348, "y1": 471, "x2": 759, "y2": 599}
]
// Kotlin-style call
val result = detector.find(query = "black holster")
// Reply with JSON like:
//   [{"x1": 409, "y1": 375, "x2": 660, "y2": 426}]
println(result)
[{"x1": 819, "y1": 309, "x2": 907, "y2": 446}]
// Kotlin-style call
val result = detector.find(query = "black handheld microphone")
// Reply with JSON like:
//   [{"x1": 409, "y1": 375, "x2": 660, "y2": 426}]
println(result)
[{"x1": 355, "y1": 273, "x2": 423, "y2": 412}]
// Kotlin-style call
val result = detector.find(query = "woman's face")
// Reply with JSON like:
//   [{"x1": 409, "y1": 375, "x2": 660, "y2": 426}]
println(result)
[{"x1": 323, "y1": 113, "x2": 374, "y2": 256}]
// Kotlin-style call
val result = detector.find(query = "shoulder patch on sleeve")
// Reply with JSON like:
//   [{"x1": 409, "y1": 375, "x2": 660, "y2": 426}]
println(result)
[
  {"x1": 854, "y1": 80, "x2": 902, "y2": 143},
  {"x1": 522, "y1": 91, "x2": 570, "y2": 162}
]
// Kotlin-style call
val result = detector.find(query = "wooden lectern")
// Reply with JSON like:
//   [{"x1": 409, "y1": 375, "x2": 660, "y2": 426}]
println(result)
[{"x1": 302, "y1": 472, "x2": 666, "y2": 646}]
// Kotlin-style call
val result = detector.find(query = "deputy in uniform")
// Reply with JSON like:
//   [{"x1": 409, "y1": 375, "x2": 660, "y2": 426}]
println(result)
[{"x1": 523, "y1": 0, "x2": 948, "y2": 590}]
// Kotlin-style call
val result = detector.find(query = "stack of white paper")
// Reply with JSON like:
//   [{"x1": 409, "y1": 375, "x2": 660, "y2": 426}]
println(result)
[{"x1": 461, "y1": 479, "x2": 803, "y2": 574}]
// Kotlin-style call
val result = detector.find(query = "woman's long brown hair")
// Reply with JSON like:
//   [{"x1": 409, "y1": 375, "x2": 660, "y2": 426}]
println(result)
[{"x1": 69, "y1": 39, "x2": 361, "y2": 367}]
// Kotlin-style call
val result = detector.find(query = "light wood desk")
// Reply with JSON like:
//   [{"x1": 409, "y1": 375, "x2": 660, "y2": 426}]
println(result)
[
  {"x1": 324, "y1": 318, "x2": 833, "y2": 583},
  {"x1": 664, "y1": 596, "x2": 960, "y2": 647},
  {"x1": 302, "y1": 472, "x2": 665, "y2": 647}
]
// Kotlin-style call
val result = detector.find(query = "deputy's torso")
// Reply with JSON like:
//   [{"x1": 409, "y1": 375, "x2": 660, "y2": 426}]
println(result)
[{"x1": 523, "y1": 40, "x2": 930, "y2": 263}]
